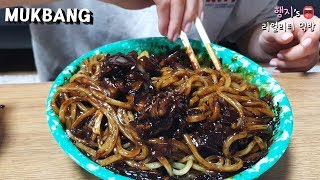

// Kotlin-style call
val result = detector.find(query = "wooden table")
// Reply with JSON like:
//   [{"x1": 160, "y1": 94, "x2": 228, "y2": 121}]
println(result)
[{"x1": 0, "y1": 73, "x2": 319, "y2": 179}]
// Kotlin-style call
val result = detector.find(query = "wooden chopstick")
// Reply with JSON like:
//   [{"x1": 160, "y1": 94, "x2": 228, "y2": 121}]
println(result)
[
  {"x1": 195, "y1": 17, "x2": 222, "y2": 71},
  {"x1": 180, "y1": 31, "x2": 200, "y2": 70}
]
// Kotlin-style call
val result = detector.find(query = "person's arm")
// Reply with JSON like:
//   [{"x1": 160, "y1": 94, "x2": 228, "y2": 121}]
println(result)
[
  {"x1": 0, "y1": 0, "x2": 154, "y2": 9},
  {"x1": 235, "y1": 0, "x2": 319, "y2": 71},
  {"x1": 234, "y1": 0, "x2": 279, "y2": 62},
  {"x1": 239, "y1": 14, "x2": 320, "y2": 72},
  {"x1": 103, "y1": 0, "x2": 203, "y2": 41},
  {"x1": 0, "y1": 0, "x2": 55, "y2": 8},
  {"x1": 99, "y1": 0, "x2": 154, "y2": 10},
  {"x1": 237, "y1": 23, "x2": 273, "y2": 62}
]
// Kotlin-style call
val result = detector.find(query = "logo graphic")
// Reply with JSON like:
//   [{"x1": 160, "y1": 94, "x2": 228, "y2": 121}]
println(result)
[{"x1": 303, "y1": 6, "x2": 314, "y2": 19}]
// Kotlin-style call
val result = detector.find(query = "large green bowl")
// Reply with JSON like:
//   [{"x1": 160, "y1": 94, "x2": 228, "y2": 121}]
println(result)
[{"x1": 46, "y1": 37, "x2": 293, "y2": 180}]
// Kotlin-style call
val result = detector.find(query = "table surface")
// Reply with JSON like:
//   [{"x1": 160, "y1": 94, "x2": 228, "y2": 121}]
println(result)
[{"x1": 0, "y1": 73, "x2": 319, "y2": 179}]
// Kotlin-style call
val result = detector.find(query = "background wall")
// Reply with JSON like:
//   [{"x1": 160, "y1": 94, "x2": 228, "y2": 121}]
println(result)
[{"x1": 0, "y1": 8, "x2": 35, "y2": 72}]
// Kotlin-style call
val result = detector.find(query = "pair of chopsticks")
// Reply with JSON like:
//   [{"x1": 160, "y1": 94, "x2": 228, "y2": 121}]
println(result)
[{"x1": 180, "y1": 17, "x2": 222, "y2": 71}]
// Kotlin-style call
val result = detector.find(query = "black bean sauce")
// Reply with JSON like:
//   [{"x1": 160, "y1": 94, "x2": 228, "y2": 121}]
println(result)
[{"x1": 74, "y1": 51, "x2": 274, "y2": 179}]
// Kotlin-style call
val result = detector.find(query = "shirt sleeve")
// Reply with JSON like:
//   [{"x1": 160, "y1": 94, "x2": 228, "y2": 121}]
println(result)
[{"x1": 219, "y1": 0, "x2": 279, "y2": 43}]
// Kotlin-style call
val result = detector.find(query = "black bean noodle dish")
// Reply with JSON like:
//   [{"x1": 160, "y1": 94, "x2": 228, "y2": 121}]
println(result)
[{"x1": 52, "y1": 49, "x2": 276, "y2": 180}]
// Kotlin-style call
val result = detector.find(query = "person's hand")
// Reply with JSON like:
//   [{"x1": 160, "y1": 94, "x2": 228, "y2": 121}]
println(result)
[
  {"x1": 259, "y1": 16, "x2": 320, "y2": 72},
  {"x1": 153, "y1": 0, "x2": 204, "y2": 41}
]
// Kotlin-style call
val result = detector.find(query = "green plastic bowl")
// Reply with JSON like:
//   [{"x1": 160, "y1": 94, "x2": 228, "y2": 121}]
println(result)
[{"x1": 46, "y1": 37, "x2": 293, "y2": 180}]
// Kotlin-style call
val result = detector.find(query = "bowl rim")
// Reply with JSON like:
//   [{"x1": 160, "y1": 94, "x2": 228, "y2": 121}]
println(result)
[{"x1": 46, "y1": 37, "x2": 293, "y2": 180}]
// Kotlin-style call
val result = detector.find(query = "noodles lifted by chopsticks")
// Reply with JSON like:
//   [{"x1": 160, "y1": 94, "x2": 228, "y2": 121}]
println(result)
[{"x1": 52, "y1": 50, "x2": 275, "y2": 179}]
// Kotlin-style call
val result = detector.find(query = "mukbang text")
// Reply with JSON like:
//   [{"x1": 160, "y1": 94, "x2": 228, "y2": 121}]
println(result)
[{"x1": 5, "y1": 8, "x2": 93, "y2": 24}]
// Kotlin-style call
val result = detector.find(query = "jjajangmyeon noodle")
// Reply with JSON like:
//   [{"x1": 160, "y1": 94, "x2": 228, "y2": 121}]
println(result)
[{"x1": 52, "y1": 49, "x2": 275, "y2": 179}]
